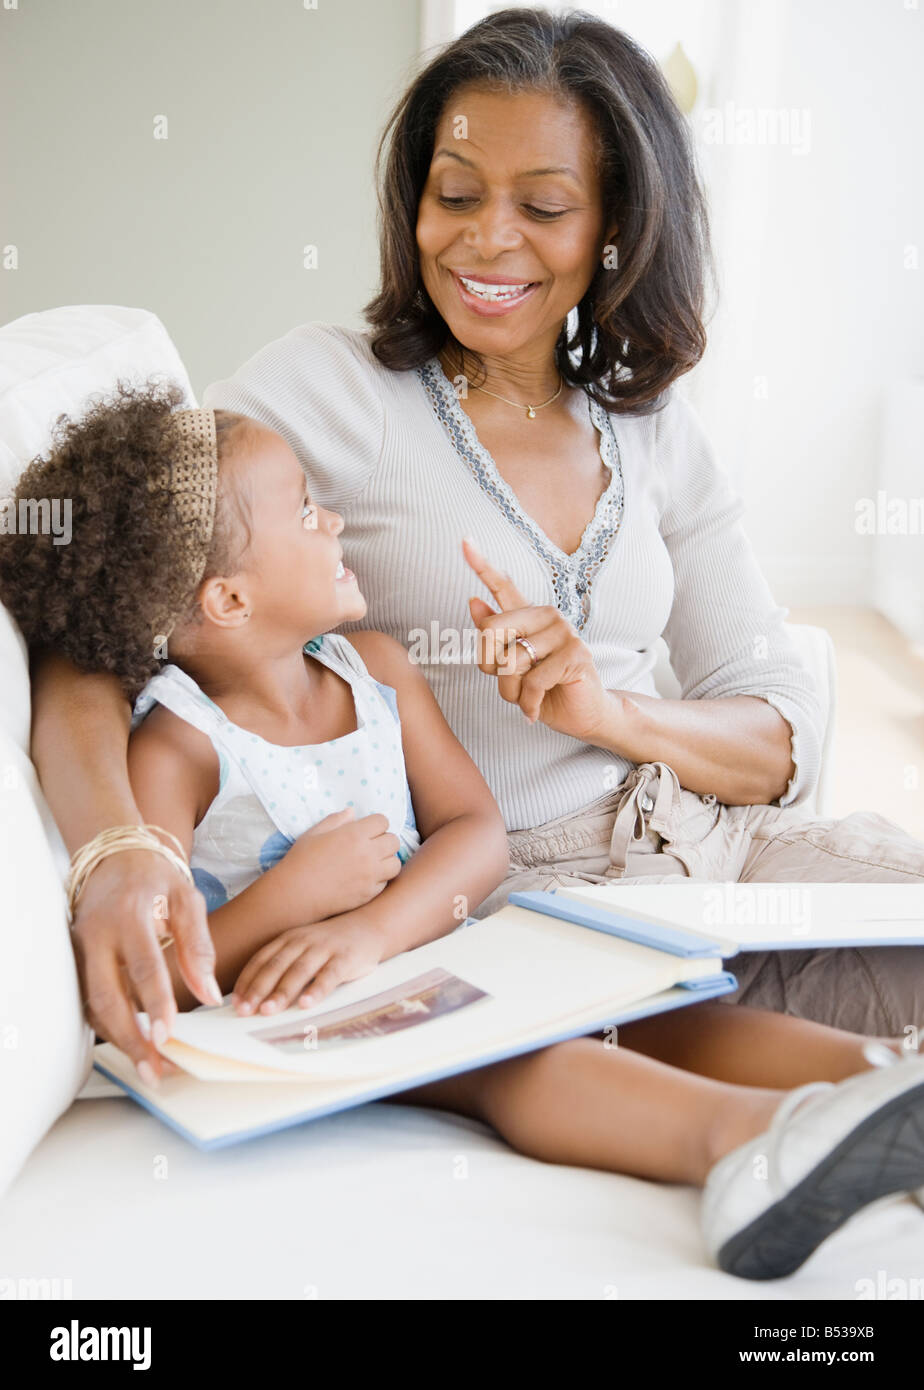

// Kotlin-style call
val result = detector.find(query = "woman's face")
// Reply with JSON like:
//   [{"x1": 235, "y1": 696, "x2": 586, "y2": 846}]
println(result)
[{"x1": 416, "y1": 85, "x2": 612, "y2": 361}]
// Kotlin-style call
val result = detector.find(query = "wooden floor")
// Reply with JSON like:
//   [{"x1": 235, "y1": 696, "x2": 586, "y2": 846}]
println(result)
[{"x1": 788, "y1": 606, "x2": 924, "y2": 842}]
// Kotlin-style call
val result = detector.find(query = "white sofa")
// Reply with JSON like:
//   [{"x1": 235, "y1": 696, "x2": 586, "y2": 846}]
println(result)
[{"x1": 5, "y1": 305, "x2": 915, "y2": 1303}]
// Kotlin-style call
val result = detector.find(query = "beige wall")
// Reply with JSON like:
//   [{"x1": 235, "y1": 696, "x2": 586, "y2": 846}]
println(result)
[{"x1": 1, "y1": 0, "x2": 421, "y2": 397}]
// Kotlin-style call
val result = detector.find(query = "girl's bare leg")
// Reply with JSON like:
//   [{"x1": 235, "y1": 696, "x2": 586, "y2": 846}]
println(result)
[
  {"x1": 614, "y1": 1001, "x2": 901, "y2": 1087},
  {"x1": 396, "y1": 1040, "x2": 784, "y2": 1185},
  {"x1": 393, "y1": 1007, "x2": 895, "y2": 1186}
]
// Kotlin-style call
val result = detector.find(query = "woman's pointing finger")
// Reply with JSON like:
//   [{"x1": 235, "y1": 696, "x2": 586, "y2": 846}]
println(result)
[{"x1": 462, "y1": 536, "x2": 529, "y2": 613}]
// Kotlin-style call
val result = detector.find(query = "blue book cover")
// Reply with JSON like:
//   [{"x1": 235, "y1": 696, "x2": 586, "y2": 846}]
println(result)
[{"x1": 90, "y1": 903, "x2": 737, "y2": 1150}]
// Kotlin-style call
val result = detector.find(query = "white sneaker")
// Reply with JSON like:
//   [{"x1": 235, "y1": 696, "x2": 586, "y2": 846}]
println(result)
[
  {"x1": 702, "y1": 1045, "x2": 924, "y2": 1280},
  {"x1": 861, "y1": 1040, "x2": 924, "y2": 1213}
]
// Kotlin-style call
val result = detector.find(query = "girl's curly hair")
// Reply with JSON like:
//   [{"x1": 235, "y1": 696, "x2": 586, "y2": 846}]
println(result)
[{"x1": 0, "y1": 379, "x2": 250, "y2": 698}]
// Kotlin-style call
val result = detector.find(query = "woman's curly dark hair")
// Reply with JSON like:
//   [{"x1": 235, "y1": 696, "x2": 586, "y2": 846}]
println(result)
[
  {"x1": 0, "y1": 379, "x2": 249, "y2": 699},
  {"x1": 364, "y1": 6, "x2": 713, "y2": 413}
]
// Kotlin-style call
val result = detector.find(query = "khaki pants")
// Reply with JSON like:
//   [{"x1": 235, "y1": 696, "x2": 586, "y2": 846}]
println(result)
[{"x1": 473, "y1": 761, "x2": 924, "y2": 1037}]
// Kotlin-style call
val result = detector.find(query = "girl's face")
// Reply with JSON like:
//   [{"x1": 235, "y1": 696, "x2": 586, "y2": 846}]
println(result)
[
  {"x1": 416, "y1": 85, "x2": 613, "y2": 362},
  {"x1": 217, "y1": 426, "x2": 366, "y2": 642}
]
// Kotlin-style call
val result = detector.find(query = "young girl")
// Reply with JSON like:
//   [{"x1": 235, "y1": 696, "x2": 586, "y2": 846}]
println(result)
[{"x1": 4, "y1": 381, "x2": 924, "y2": 1284}]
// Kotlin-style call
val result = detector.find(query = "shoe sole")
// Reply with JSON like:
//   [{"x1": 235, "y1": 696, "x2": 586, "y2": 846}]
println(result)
[{"x1": 717, "y1": 1077, "x2": 924, "y2": 1280}]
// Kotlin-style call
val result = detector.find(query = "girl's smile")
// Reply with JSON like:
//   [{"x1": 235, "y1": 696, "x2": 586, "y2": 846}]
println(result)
[{"x1": 219, "y1": 425, "x2": 367, "y2": 640}]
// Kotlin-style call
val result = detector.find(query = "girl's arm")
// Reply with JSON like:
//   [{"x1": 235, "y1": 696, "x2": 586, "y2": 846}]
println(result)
[
  {"x1": 127, "y1": 704, "x2": 407, "y2": 1010},
  {"x1": 230, "y1": 632, "x2": 511, "y2": 1015},
  {"x1": 345, "y1": 629, "x2": 511, "y2": 950},
  {"x1": 29, "y1": 650, "x2": 220, "y2": 1081}
]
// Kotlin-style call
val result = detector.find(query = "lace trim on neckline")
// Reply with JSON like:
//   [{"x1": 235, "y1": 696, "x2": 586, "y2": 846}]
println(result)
[{"x1": 416, "y1": 358, "x2": 625, "y2": 631}]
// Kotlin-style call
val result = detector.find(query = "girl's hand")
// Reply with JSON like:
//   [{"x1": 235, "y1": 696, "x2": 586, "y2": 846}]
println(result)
[
  {"x1": 462, "y1": 537, "x2": 611, "y2": 743},
  {"x1": 71, "y1": 849, "x2": 221, "y2": 1084},
  {"x1": 230, "y1": 914, "x2": 384, "y2": 1017},
  {"x1": 274, "y1": 809, "x2": 402, "y2": 918}
]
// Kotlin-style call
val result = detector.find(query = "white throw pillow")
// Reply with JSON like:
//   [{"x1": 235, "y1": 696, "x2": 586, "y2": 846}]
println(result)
[
  {"x1": 0, "y1": 305, "x2": 196, "y2": 1195},
  {"x1": 0, "y1": 304, "x2": 195, "y2": 497}
]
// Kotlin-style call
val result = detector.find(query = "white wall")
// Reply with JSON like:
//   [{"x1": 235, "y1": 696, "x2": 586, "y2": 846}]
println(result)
[
  {"x1": 4, "y1": 0, "x2": 920, "y2": 612},
  {"x1": 690, "y1": 0, "x2": 924, "y2": 608},
  {"x1": 0, "y1": 0, "x2": 421, "y2": 398}
]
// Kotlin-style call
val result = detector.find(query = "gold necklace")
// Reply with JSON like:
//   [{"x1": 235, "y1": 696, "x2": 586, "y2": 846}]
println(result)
[
  {"x1": 472, "y1": 375, "x2": 564, "y2": 418},
  {"x1": 440, "y1": 351, "x2": 563, "y2": 419}
]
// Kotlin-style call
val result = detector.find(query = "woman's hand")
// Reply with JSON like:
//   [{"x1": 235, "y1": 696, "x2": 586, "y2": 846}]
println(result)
[
  {"x1": 71, "y1": 850, "x2": 221, "y2": 1084},
  {"x1": 230, "y1": 914, "x2": 384, "y2": 1016},
  {"x1": 462, "y1": 537, "x2": 611, "y2": 743}
]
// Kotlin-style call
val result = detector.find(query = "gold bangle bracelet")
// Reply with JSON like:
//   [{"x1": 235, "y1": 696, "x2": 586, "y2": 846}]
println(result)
[{"x1": 66, "y1": 824, "x2": 194, "y2": 929}]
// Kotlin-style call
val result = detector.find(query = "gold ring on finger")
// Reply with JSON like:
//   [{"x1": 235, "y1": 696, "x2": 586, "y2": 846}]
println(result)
[{"x1": 516, "y1": 636, "x2": 540, "y2": 669}]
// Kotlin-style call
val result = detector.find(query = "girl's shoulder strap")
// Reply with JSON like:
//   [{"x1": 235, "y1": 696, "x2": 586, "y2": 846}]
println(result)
[
  {"x1": 304, "y1": 631, "x2": 371, "y2": 683},
  {"x1": 306, "y1": 632, "x2": 404, "y2": 730},
  {"x1": 131, "y1": 664, "x2": 227, "y2": 747}
]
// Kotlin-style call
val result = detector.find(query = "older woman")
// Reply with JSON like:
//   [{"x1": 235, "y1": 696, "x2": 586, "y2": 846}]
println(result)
[{"x1": 31, "y1": 8, "x2": 924, "y2": 1081}]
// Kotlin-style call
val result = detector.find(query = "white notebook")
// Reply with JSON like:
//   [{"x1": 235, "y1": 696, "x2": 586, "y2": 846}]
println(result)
[{"x1": 511, "y1": 881, "x2": 924, "y2": 957}]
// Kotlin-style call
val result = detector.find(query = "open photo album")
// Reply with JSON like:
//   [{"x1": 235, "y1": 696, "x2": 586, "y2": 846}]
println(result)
[{"x1": 93, "y1": 882, "x2": 924, "y2": 1149}]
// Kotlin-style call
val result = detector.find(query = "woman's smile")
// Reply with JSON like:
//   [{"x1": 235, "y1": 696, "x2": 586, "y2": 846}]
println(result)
[
  {"x1": 416, "y1": 86, "x2": 611, "y2": 366},
  {"x1": 450, "y1": 270, "x2": 542, "y2": 317}
]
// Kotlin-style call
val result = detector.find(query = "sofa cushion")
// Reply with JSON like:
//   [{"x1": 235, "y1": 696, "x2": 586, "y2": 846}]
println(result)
[{"x1": 0, "y1": 304, "x2": 195, "y2": 1196}]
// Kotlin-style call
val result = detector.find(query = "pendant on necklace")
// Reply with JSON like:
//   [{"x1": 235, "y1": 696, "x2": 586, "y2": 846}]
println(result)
[{"x1": 526, "y1": 406, "x2": 536, "y2": 419}]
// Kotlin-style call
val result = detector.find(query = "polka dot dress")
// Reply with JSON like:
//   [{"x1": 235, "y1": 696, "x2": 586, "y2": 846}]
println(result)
[{"x1": 131, "y1": 633, "x2": 421, "y2": 912}]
